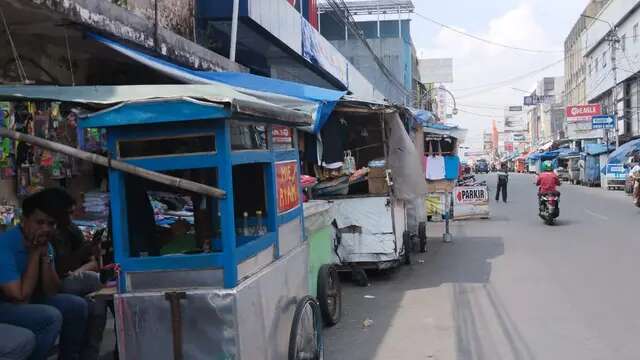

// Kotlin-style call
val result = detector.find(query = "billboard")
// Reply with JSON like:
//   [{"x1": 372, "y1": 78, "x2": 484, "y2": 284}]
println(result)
[
  {"x1": 566, "y1": 104, "x2": 601, "y2": 122},
  {"x1": 418, "y1": 58, "x2": 453, "y2": 83},
  {"x1": 524, "y1": 95, "x2": 554, "y2": 106}
]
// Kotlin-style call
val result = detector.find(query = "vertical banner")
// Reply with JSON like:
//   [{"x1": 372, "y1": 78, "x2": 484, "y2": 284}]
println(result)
[{"x1": 276, "y1": 161, "x2": 300, "y2": 213}]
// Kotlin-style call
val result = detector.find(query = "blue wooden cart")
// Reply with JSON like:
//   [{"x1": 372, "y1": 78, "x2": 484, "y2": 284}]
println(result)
[{"x1": 63, "y1": 85, "x2": 323, "y2": 360}]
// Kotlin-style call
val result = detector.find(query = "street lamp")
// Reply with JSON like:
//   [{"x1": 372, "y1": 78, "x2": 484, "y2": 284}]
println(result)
[
  {"x1": 422, "y1": 86, "x2": 458, "y2": 117},
  {"x1": 581, "y1": 14, "x2": 620, "y2": 148}
]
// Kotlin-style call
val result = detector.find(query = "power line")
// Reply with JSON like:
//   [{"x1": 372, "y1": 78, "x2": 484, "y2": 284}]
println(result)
[
  {"x1": 456, "y1": 108, "x2": 502, "y2": 118},
  {"x1": 452, "y1": 58, "x2": 564, "y2": 94},
  {"x1": 414, "y1": 12, "x2": 564, "y2": 54}
]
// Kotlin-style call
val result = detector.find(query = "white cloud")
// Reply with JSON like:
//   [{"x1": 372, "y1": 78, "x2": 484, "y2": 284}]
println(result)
[{"x1": 414, "y1": 1, "x2": 581, "y2": 149}]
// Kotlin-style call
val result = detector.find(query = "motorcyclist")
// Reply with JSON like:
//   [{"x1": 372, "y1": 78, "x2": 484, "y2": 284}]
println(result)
[{"x1": 536, "y1": 160, "x2": 561, "y2": 195}]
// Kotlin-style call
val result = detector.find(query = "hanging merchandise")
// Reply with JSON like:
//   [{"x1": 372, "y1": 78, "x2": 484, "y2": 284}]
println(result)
[
  {"x1": 342, "y1": 150, "x2": 356, "y2": 174},
  {"x1": 0, "y1": 205, "x2": 16, "y2": 226},
  {"x1": 425, "y1": 155, "x2": 446, "y2": 180}
]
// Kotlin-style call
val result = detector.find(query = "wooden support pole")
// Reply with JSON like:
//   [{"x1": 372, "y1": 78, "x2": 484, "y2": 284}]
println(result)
[{"x1": 0, "y1": 128, "x2": 226, "y2": 199}]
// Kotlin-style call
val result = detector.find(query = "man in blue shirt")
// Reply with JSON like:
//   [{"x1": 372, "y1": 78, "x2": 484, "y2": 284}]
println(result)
[{"x1": 0, "y1": 189, "x2": 88, "y2": 360}]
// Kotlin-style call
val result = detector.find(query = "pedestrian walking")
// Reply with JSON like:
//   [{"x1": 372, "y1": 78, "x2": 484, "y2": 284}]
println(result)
[{"x1": 496, "y1": 164, "x2": 509, "y2": 203}]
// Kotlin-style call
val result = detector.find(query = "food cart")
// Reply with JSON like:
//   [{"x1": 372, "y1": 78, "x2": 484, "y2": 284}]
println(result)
[
  {"x1": 305, "y1": 99, "x2": 427, "y2": 283},
  {"x1": 0, "y1": 84, "x2": 326, "y2": 360}
]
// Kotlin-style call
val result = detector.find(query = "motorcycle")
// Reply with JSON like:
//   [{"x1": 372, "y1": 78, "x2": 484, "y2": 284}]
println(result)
[{"x1": 539, "y1": 192, "x2": 560, "y2": 225}]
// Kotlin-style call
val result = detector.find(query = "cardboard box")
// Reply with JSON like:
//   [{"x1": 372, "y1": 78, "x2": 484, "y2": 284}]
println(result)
[
  {"x1": 425, "y1": 180, "x2": 456, "y2": 193},
  {"x1": 368, "y1": 168, "x2": 389, "y2": 194}
]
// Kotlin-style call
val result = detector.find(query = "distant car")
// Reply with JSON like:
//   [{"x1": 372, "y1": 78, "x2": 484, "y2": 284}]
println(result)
[{"x1": 475, "y1": 160, "x2": 489, "y2": 174}]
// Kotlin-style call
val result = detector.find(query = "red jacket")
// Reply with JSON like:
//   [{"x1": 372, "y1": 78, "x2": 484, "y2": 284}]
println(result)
[{"x1": 536, "y1": 172, "x2": 560, "y2": 193}]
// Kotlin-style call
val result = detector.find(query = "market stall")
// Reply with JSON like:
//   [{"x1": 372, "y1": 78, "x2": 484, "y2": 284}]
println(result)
[
  {"x1": 581, "y1": 143, "x2": 612, "y2": 187},
  {"x1": 300, "y1": 99, "x2": 426, "y2": 281},
  {"x1": 0, "y1": 84, "x2": 327, "y2": 360},
  {"x1": 417, "y1": 117, "x2": 469, "y2": 234}
]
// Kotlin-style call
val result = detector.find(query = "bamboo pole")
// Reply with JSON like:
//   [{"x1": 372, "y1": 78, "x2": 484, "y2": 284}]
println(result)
[{"x1": 0, "y1": 128, "x2": 226, "y2": 199}]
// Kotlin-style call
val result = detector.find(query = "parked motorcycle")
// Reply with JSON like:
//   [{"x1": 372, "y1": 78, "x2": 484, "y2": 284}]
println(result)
[{"x1": 539, "y1": 192, "x2": 560, "y2": 225}]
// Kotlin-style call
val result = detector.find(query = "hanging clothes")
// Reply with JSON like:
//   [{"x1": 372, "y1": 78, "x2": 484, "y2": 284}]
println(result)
[
  {"x1": 444, "y1": 156, "x2": 461, "y2": 180},
  {"x1": 320, "y1": 116, "x2": 347, "y2": 164},
  {"x1": 425, "y1": 155, "x2": 446, "y2": 180}
]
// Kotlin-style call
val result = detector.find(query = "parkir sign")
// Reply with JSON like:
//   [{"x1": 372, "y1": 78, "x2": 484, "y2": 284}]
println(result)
[{"x1": 566, "y1": 104, "x2": 601, "y2": 122}]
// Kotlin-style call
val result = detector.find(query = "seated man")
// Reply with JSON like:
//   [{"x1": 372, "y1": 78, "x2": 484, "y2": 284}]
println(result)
[
  {"x1": 0, "y1": 323, "x2": 37, "y2": 360},
  {"x1": 0, "y1": 189, "x2": 88, "y2": 360},
  {"x1": 48, "y1": 188, "x2": 106, "y2": 360}
]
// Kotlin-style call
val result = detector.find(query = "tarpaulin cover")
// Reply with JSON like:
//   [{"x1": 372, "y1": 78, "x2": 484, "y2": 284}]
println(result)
[
  {"x1": 585, "y1": 143, "x2": 612, "y2": 156},
  {"x1": 608, "y1": 138, "x2": 640, "y2": 164},
  {"x1": 88, "y1": 32, "x2": 346, "y2": 133},
  {"x1": 386, "y1": 113, "x2": 429, "y2": 200},
  {"x1": 332, "y1": 197, "x2": 403, "y2": 264}
]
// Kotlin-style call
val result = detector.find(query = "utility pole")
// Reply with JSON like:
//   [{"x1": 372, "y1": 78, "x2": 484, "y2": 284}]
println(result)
[
  {"x1": 609, "y1": 26, "x2": 620, "y2": 148},
  {"x1": 582, "y1": 14, "x2": 621, "y2": 148}
]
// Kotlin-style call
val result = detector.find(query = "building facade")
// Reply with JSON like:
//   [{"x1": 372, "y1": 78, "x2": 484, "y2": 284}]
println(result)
[
  {"x1": 584, "y1": 0, "x2": 640, "y2": 141},
  {"x1": 317, "y1": 0, "x2": 418, "y2": 105},
  {"x1": 526, "y1": 77, "x2": 565, "y2": 148}
]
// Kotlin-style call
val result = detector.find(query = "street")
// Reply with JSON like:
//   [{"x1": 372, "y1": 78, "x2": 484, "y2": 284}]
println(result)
[{"x1": 325, "y1": 173, "x2": 640, "y2": 360}]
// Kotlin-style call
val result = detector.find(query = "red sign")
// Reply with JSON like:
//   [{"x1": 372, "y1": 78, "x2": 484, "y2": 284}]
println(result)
[
  {"x1": 504, "y1": 142, "x2": 514, "y2": 152},
  {"x1": 272, "y1": 126, "x2": 292, "y2": 144},
  {"x1": 276, "y1": 161, "x2": 300, "y2": 213},
  {"x1": 566, "y1": 104, "x2": 601, "y2": 122}
]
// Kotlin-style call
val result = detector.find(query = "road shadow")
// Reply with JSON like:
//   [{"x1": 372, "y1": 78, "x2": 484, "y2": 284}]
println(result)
[{"x1": 325, "y1": 236, "x2": 506, "y2": 360}]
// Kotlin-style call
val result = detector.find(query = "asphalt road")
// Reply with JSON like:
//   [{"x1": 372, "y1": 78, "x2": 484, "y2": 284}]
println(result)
[{"x1": 325, "y1": 173, "x2": 640, "y2": 360}]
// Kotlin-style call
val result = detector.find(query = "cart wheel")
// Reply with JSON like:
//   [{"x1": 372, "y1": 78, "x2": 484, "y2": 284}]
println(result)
[
  {"x1": 403, "y1": 231, "x2": 411, "y2": 265},
  {"x1": 317, "y1": 265, "x2": 342, "y2": 326},
  {"x1": 289, "y1": 296, "x2": 324, "y2": 360},
  {"x1": 418, "y1": 222, "x2": 427, "y2": 253}
]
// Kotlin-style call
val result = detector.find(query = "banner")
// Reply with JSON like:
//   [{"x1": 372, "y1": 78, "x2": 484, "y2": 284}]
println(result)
[
  {"x1": 301, "y1": 20, "x2": 348, "y2": 86},
  {"x1": 566, "y1": 104, "x2": 601, "y2": 122},
  {"x1": 276, "y1": 161, "x2": 300, "y2": 213},
  {"x1": 455, "y1": 186, "x2": 489, "y2": 205}
]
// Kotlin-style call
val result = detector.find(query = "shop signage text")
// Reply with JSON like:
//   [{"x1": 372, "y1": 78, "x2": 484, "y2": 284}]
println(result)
[
  {"x1": 454, "y1": 186, "x2": 489, "y2": 205},
  {"x1": 276, "y1": 161, "x2": 300, "y2": 213},
  {"x1": 591, "y1": 115, "x2": 615, "y2": 129},
  {"x1": 566, "y1": 104, "x2": 601, "y2": 122}
]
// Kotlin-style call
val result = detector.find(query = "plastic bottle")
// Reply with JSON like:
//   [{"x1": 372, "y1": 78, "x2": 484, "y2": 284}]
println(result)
[
  {"x1": 256, "y1": 210, "x2": 264, "y2": 235},
  {"x1": 242, "y1": 212, "x2": 249, "y2": 236}
]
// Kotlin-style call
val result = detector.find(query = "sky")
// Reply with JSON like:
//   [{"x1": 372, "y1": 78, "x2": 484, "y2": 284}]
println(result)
[{"x1": 409, "y1": 0, "x2": 591, "y2": 149}]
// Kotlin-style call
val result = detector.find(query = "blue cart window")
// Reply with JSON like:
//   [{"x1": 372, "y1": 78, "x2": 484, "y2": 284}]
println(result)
[
  {"x1": 230, "y1": 120, "x2": 268, "y2": 151},
  {"x1": 118, "y1": 133, "x2": 216, "y2": 158},
  {"x1": 233, "y1": 163, "x2": 271, "y2": 244},
  {"x1": 124, "y1": 168, "x2": 221, "y2": 257}
]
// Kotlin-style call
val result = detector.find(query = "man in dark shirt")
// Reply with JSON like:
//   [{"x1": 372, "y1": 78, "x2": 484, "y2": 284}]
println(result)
[{"x1": 47, "y1": 189, "x2": 106, "y2": 360}]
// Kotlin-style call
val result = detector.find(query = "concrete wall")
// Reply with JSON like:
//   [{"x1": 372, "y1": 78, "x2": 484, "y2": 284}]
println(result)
[
  {"x1": 18, "y1": 0, "x2": 244, "y2": 72},
  {"x1": 126, "y1": 0, "x2": 196, "y2": 41},
  {"x1": 330, "y1": 38, "x2": 409, "y2": 104}
]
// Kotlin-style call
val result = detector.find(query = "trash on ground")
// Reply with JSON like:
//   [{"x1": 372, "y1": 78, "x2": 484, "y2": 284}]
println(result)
[{"x1": 362, "y1": 318, "x2": 374, "y2": 328}]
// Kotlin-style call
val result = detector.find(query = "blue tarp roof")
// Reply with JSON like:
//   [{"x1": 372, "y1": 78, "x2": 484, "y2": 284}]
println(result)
[
  {"x1": 608, "y1": 138, "x2": 640, "y2": 164},
  {"x1": 88, "y1": 33, "x2": 346, "y2": 133},
  {"x1": 528, "y1": 151, "x2": 560, "y2": 161},
  {"x1": 585, "y1": 143, "x2": 613, "y2": 156}
]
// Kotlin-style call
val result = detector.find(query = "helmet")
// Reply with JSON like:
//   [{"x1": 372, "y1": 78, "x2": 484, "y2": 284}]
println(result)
[{"x1": 542, "y1": 160, "x2": 553, "y2": 172}]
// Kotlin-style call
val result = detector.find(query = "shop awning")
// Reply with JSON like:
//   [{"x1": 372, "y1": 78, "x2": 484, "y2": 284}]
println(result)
[
  {"x1": 608, "y1": 138, "x2": 640, "y2": 164},
  {"x1": 0, "y1": 84, "x2": 312, "y2": 126},
  {"x1": 88, "y1": 33, "x2": 346, "y2": 133},
  {"x1": 538, "y1": 141, "x2": 553, "y2": 151}
]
